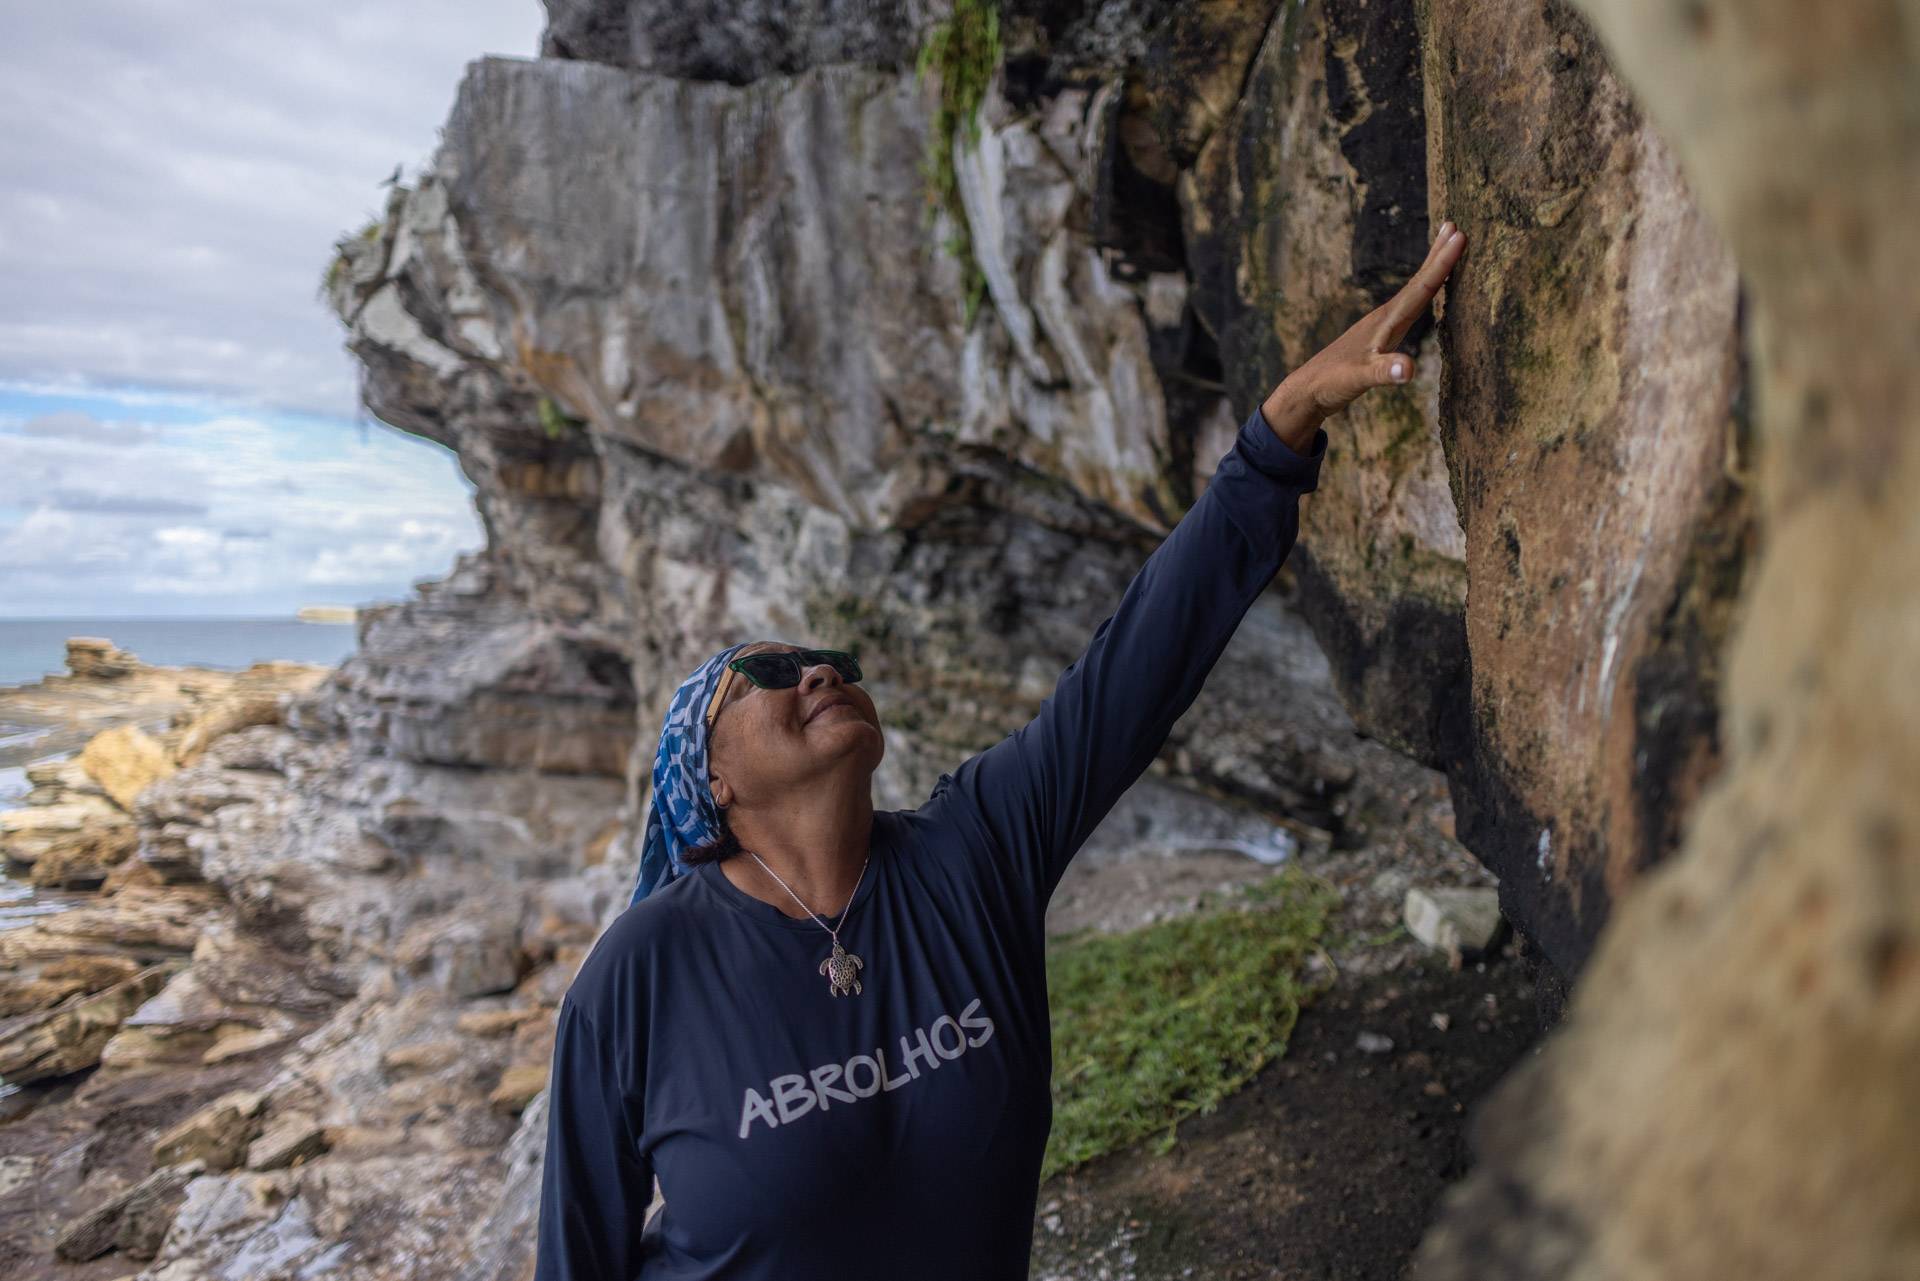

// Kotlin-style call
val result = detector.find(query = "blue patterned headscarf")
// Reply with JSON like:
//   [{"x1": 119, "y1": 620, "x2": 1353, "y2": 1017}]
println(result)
[{"x1": 630, "y1": 640, "x2": 753, "y2": 907}]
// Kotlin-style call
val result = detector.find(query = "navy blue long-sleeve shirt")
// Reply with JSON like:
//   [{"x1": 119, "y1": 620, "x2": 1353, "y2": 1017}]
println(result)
[{"x1": 534, "y1": 403, "x2": 1327, "y2": 1280}]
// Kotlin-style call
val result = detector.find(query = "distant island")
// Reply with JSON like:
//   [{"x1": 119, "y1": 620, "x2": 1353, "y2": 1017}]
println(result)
[{"x1": 295, "y1": 605, "x2": 358, "y2": 624}]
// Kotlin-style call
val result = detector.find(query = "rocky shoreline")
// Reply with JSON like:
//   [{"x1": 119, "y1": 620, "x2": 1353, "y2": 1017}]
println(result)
[
  {"x1": 0, "y1": 640, "x2": 333, "y2": 1099},
  {"x1": 0, "y1": 634, "x2": 586, "y2": 1279}
]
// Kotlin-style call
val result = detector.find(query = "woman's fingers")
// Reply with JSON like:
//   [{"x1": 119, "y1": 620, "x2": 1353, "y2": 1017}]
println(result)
[
  {"x1": 1266, "y1": 221, "x2": 1463, "y2": 421},
  {"x1": 1374, "y1": 222, "x2": 1466, "y2": 350},
  {"x1": 1315, "y1": 350, "x2": 1418, "y2": 413},
  {"x1": 1377, "y1": 352, "x2": 1416, "y2": 387}
]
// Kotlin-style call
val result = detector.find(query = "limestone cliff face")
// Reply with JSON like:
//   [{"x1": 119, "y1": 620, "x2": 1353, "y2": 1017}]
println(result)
[
  {"x1": 1412, "y1": 0, "x2": 1920, "y2": 1274},
  {"x1": 318, "y1": 9, "x2": 1764, "y2": 1270},
  {"x1": 1416, "y1": 0, "x2": 1753, "y2": 970},
  {"x1": 325, "y1": 0, "x2": 1747, "y2": 979},
  {"x1": 323, "y1": 1, "x2": 1370, "y2": 888}
]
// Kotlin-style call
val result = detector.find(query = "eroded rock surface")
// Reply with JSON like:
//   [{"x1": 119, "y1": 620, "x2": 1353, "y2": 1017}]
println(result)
[
  {"x1": 1413, "y1": 0, "x2": 1920, "y2": 1276},
  {"x1": 0, "y1": 0, "x2": 1828, "y2": 1276}
]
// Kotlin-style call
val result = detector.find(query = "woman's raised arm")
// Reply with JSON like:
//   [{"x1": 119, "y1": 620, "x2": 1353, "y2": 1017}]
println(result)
[
  {"x1": 924, "y1": 400, "x2": 1325, "y2": 917},
  {"x1": 924, "y1": 220, "x2": 1467, "y2": 923}
]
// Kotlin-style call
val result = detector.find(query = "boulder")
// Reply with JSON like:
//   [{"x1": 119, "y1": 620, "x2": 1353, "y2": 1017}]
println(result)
[
  {"x1": 64, "y1": 636, "x2": 141, "y2": 680},
  {"x1": 394, "y1": 911, "x2": 526, "y2": 1000},
  {"x1": 0, "y1": 962, "x2": 179, "y2": 1085},
  {"x1": 28, "y1": 820, "x2": 138, "y2": 888},
  {"x1": 382, "y1": 1039, "x2": 467, "y2": 1075},
  {"x1": 0, "y1": 953, "x2": 141, "y2": 1016},
  {"x1": 54, "y1": 1160, "x2": 205, "y2": 1262},
  {"x1": 455, "y1": 1007, "x2": 541, "y2": 1038},
  {"x1": 152, "y1": 1090, "x2": 267, "y2": 1171},
  {"x1": 79, "y1": 723, "x2": 176, "y2": 811},
  {"x1": 488, "y1": 1064, "x2": 549, "y2": 1116},
  {"x1": 202, "y1": 1026, "x2": 301, "y2": 1065},
  {"x1": 244, "y1": 1111, "x2": 328, "y2": 1171},
  {"x1": 171, "y1": 693, "x2": 287, "y2": 768},
  {"x1": 0, "y1": 798, "x2": 130, "y2": 868}
]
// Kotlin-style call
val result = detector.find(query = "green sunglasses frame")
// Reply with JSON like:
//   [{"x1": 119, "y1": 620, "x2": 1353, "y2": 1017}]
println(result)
[{"x1": 704, "y1": 648, "x2": 863, "y2": 732}]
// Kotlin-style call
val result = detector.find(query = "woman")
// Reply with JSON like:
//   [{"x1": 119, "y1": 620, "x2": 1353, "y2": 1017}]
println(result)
[{"x1": 535, "y1": 221, "x2": 1468, "y2": 1280}]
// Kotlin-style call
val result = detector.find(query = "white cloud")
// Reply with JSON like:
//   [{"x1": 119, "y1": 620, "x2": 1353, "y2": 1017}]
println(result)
[
  {"x1": 0, "y1": 507, "x2": 134, "y2": 573},
  {"x1": 0, "y1": 0, "x2": 543, "y2": 418},
  {"x1": 18, "y1": 410, "x2": 161, "y2": 446},
  {"x1": 0, "y1": 400, "x2": 483, "y2": 615}
]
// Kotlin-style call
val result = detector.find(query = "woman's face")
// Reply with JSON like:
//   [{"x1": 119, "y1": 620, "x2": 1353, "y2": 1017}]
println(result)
[{"x1": 705, "y1": 640, "x2": 884, "y2": 809}]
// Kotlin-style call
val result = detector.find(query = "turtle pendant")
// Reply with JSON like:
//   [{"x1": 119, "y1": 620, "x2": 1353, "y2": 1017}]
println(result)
[{"x1": 819, "y1": 940, "x2": 864, "y2": 997}]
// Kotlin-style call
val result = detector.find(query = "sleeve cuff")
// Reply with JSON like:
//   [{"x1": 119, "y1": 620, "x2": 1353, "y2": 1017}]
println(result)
[{"x1": 1236, "y1": 402, "x2": 1329, "y2": 493}]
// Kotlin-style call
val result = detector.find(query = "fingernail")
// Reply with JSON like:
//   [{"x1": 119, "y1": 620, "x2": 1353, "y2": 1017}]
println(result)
[
  {"x1": 1391, "y1": 361, "x2": 1408, "y2": 381},
  {"x1": 1438, "y1": 220, "x2": 1452, "y2": 238}
]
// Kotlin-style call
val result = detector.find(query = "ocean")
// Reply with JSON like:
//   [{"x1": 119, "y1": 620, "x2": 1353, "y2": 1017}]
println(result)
[{"x1": 0, "y1": 616, "x2": 360, "y2": 687}]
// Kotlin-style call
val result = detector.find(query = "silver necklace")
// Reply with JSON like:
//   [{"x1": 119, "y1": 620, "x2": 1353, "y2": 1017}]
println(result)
[{"x1": 743, "y1": 848, "x2": 870, "y2": 997}]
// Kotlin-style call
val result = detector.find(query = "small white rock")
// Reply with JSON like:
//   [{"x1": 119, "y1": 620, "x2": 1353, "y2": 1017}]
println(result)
[{"x1": 1403, "y1": 886, "x2": 1504, "y2": 957}]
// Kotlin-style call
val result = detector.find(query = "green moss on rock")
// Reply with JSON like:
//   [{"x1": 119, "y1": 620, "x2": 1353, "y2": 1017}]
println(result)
[
  {"x1": 1043, "y1": 870, "x2": 1339, "y2": 1179},
  {"x1": 914, "y1": 0, "x2": 1002, "y2": 328}
]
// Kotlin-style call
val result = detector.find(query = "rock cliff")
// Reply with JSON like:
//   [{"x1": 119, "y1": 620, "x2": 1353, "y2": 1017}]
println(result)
[
  {"x1": 327, "y1": 0, "x2": 1747, "y2": 980},
  {"x1": 305, "y1": 2, "x2": 1756, "y2": 1268},
  {"x1": 311, "y1": 0, "x2": 1751, "y2": 1269},
  {"x1": 1414, "y1": 0, "x2": 1920, "y2": 1275},
  {"x1": 17, "y1": 0, "x2": 1901, "y2": 1275}
]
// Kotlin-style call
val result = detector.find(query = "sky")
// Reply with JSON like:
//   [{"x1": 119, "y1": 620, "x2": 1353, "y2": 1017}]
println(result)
[{"x1": 0, "y1": 2, "x2": 545, "y2": 617}]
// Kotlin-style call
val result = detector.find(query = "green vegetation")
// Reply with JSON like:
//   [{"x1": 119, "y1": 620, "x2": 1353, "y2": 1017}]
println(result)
[
  {"x1": 1042, "y1": 869, "x2": 1340, "y2": 1180},
  {"x1": 318, "y1": 217, "x2": 384, "y2": 301},
  {"x1": 537, "y1": 395, "x2": 587, "y2": 440},
  {"x1": 1374, "y1": 386, "x2": 1431, "y2": 466},
  {"x1": 802, "y1": 590, "x2": 898, "y2": 658},
  {"x1": 1362, "y1": 921, "x2": 1409, "y2": 948},
  {"x1": 914, "y1": 0, "x2": 1002, "y2": 328}
]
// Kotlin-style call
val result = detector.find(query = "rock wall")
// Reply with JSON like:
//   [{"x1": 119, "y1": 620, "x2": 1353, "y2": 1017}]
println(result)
[
  {"x1": 327, "y1": 0, "x2": 1748, "y2": 984},
  {"x1": 1, "y1": 0, "x2": 1846, "y2": 1274},
  {"x1": 214, "y1": 43, "x2": 1756, "y2": 1263},
  {"x1": 1203, "y1": 0, "x2": 1753, "y2": 973},
  {"x1": 323, "y1": 0, "x2": 1390, "y2": 861},
  {"x1": 1413, "y1": 0, "x2": 1920, "y2": 1275},
  {"x1": 1416, "y1": 0, "x2": 1753, "y2": 969}
]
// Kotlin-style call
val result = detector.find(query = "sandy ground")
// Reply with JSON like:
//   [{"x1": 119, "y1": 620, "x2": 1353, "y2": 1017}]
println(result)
[{"x1": 1028, "y1": 727, "x2": 1540, "y2": 1280}]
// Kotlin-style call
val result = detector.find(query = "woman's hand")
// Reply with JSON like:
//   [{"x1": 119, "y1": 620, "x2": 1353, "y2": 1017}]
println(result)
[{"x1": 1260, "y1": 219, "x2": 1467, "y2": 452}]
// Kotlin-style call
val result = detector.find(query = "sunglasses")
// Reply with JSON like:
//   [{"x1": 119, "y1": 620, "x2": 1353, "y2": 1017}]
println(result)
[{"x1": 704, "y1": 648, "x2": 863, "y2": 732}]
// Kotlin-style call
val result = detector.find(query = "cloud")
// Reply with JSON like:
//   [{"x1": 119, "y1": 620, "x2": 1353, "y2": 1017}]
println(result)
[
  {"x1": 14, "y1": 410, "x2": 160, "y2": 445},
  {"x1": 0, "y1": 506, "x2": 134, "y2": 575},
  {"x1": 0, "y1": 1, "x2": 543, "y2": 419},
  {"x1": 0, "y1": 409, "x2": 213, "y2": 513},
  {"x1": 0, "y1": 392, "x2": 483, "y2": 615},
  {"x1": 50, "y1": 492, "x2": 210, "y2": 517}
]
